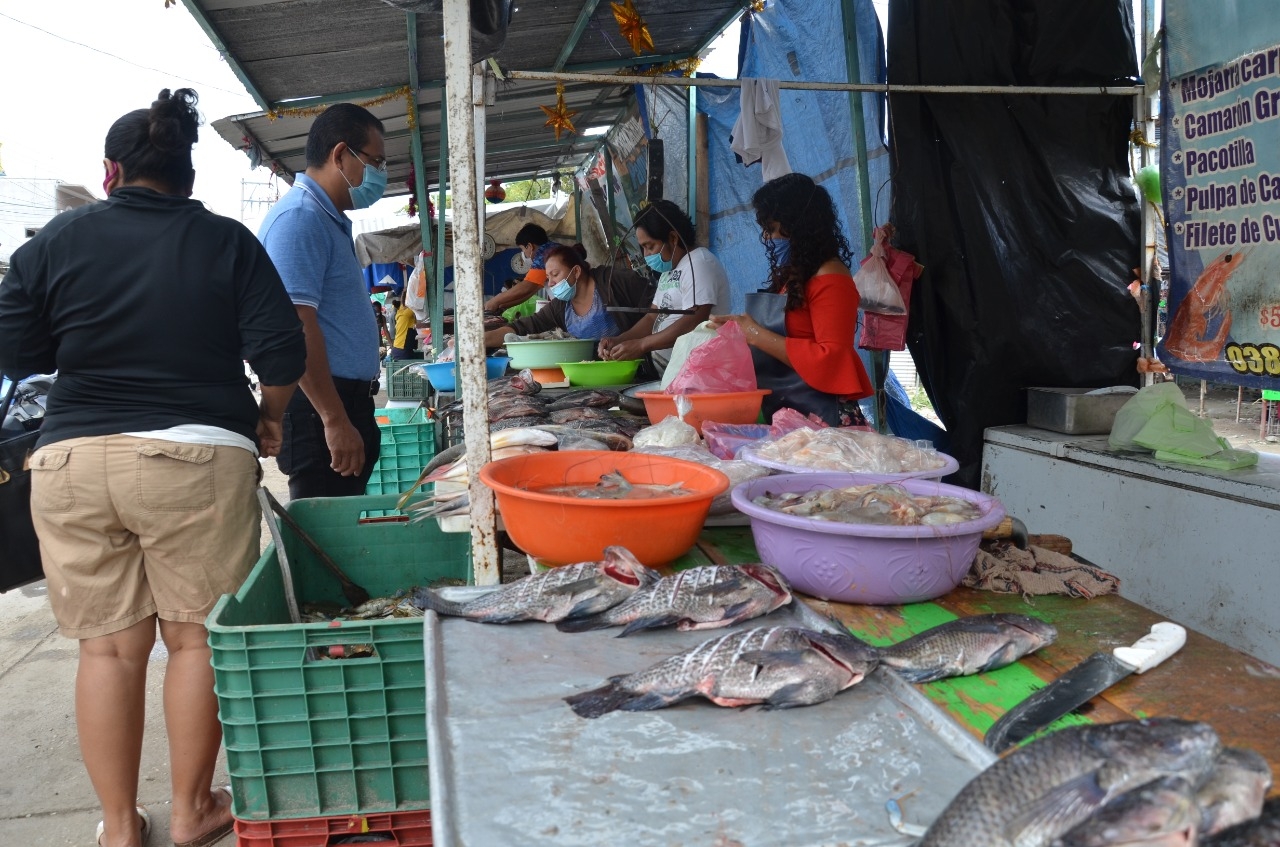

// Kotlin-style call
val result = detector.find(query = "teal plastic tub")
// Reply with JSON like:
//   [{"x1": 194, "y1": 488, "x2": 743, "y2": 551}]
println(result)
[{"x1": 207, "y1": 494, "x2": 471, "y2": 820}]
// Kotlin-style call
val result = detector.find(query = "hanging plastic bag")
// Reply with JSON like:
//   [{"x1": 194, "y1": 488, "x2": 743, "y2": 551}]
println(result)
[
  {"x1": 660, "y1": 321, "x2": 719, "y2": 391},
  {"x1": 853, "y1": 227, "x2": 907, "y2": 315},
  {"x1": 860, "y1": 226, "x2": 923, "y2": 350},
  {"x1": 404, "y1": 251, "x2": 429, "y2": 320},
  {"x1": 665, "y1": 320, "x2": 757, "y2": 395}
]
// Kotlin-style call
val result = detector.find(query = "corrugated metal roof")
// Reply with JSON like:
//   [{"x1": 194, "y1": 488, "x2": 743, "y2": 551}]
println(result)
[{"x1": 197, "y1": 0, "x2": 748, "y2": 192}]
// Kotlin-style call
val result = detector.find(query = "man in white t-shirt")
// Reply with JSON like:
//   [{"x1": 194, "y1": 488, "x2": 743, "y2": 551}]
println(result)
[{"x1": 598, "y1": 201, "x2": 730, "y2": 376}]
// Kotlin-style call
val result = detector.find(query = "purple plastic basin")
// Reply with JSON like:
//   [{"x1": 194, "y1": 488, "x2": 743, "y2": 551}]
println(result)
[{"x1": 730, "y1": 473, "x2": 1006, "y2": 605}]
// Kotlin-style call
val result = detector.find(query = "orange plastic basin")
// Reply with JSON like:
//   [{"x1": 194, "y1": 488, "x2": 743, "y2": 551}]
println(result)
[
  {"x1": 479, "y1": 450, "x2": 730, "y2": 567},
  {"x1": 633, "y1": 389, "x2": 772, "y2": 434}
]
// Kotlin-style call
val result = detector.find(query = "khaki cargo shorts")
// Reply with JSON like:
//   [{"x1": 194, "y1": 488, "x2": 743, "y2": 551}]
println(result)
[{"x1": 30, "y1": 435, "x2": 262, "y2": 639}]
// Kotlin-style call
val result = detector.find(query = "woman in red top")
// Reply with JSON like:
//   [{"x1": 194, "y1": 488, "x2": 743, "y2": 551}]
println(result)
[{"x1": 712, "y1": 173, "x2": 872, "y2": 425}]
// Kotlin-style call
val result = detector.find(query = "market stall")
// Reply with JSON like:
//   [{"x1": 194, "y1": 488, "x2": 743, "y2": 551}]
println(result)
[{"x1": 176, "y1": 0, "x2": 1280, "y2": 843}]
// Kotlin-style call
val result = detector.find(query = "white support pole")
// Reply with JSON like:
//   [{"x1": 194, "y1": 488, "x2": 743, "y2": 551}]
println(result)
[{"x1": 443, "y1": 0, "x2": 499, "y2": 585}]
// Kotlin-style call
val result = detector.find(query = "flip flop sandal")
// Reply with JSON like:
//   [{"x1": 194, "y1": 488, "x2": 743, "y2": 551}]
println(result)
[
  {"x1": 171, "y1": 787, "x2": 233, "y2": 847},
  {"x1": 96, "y1": 805, "x2": 152, "y2": 847}
]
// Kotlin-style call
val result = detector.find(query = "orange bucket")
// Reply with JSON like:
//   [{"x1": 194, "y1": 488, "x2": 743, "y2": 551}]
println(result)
[
  {"x1": 633, "y1": 389, "x2": 771, "y2": 434},
  {"x1": 479, "y1": 451, "x2": 729, "y2": 567}
]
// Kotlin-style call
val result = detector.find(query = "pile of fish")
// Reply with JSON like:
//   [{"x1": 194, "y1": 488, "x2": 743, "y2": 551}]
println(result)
[
  {"x1": 754, "y1": 482, "x2": 984, "y2": 526},
  {"x1": 414, "y1": 549, "x2": 791, "y2": 635},
  {"x1": 565, "y1": 626, "x2": 881, "y2": 718},
  {"x1": 748, "y1": 426, "x2": 950, "y2": 473},
  {"x1": 918, "y1": 717, "x2": 1276, "y2": 847},
  {"x1": 435, "y1": 371, "x2": 647, "y2": 440},
  {"x1": 563, "y1": 611, "x2": 1058, "y2": 719}
]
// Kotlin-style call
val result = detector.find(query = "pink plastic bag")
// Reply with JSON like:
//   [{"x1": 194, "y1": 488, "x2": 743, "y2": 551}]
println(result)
[
  {"x1": 701, "y1": 421, "x2": 773, "y2": 459},
  {"x1": 768, "y1": 408, "x2": 827, "y2": 437},
  {"x1": 860, "y1": 225, "x2": 923, "y2": 352},
  {"x1": 665, "y1": 320, "x2": 757, "y2": 394}
]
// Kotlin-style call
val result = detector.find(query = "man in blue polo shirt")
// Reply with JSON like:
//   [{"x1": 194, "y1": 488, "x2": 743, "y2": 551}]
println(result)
[{"x1": 259, "y1": 103, "x2": 388, "y2": 498}]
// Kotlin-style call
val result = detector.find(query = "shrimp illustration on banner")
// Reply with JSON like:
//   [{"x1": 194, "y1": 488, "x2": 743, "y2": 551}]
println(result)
[{"x1": 1164, "y1": 249, "x2": 1247, "y2": 362}]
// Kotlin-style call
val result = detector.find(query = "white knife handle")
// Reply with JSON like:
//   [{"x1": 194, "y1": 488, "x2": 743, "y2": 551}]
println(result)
[{"x1": 1113, "y1": 622, "x2": 1186, "y2": 673}]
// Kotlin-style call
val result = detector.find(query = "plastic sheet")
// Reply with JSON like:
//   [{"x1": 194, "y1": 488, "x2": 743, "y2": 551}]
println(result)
[
  {"x1": 631, "y1": 443, "x2": 770, "y2": 514},
  {"x1": 887, "y1": 0, "x2": 1141, "y2": 487}
]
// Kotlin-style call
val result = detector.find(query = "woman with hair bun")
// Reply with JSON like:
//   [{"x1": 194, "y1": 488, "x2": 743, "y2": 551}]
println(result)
[
  {"x1": 482, "y1": 243, "x2": 652, "y2": 346},
  {"x1": 0, "y1": 89, "x2": 306, "y2": 847},
  {"x1": 711, "y1": 172, "x2": 872, "y2": 425}
]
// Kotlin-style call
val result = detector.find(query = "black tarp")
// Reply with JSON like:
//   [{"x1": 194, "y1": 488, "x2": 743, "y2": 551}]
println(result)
[{"x1": 887, "y1": 0, "x2": 1142, "y2": 488}]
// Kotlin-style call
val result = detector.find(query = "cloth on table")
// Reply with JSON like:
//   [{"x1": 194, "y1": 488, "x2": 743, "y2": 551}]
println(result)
[{"x1": 964, "y1": 541, "x2": 1120, "y2": 599}]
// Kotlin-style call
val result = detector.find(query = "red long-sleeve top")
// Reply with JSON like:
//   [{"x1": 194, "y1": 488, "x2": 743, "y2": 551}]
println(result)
[{"x1": 783, "y1": 272, "x2": 873, "y2": 400}]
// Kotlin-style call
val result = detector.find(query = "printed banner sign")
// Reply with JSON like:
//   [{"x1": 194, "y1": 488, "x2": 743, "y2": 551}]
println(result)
[{"x1": 1160, "y1": 38, "x2": 1280, "y2": 386}]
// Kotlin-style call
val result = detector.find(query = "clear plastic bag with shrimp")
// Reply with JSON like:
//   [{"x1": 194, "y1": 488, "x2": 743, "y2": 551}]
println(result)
[{"x1": 750, "y1": 427, "x2": 947, "y2": 473}]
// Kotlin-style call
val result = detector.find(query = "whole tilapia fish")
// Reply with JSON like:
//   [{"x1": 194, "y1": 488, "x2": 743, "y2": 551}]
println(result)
[
  {"x1": 564, "y1": 626, "x2": 879, "y2": 718},
  {"x1": 544, "y1": 389, "x2": 619, "y2": 412},
  {"x1": 411, "y1": 546, "x2": 659, "y2": 623},
  {"x1": 556, "y1": 564, "x2": 792, "y2": 636},
  {"x1": 1050, "y1": 774, "x2": 1200, "y2": 847},
  {"x1": 919, "y1": 718, "x2": 1222, "y2": 847},
  {"x1": 878, "y1": 613, "x2": 1058, "y2": 683},
  {"x1": 1197, "y1": 748, "x2": 1273, "y2": 836},
  {"x1": 1201, "y1": 797, "x2": 1280, "y2": 846}
]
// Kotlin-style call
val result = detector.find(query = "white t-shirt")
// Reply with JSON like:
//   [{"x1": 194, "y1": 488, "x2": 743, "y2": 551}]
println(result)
[{"x1": 651, "y1": 247, "x2": 730, "y2": 370}]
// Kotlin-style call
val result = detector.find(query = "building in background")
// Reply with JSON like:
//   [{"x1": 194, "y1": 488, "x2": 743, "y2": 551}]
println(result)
[{"x1": 0, "y1": 178, "x2": 98, "y2": 271}]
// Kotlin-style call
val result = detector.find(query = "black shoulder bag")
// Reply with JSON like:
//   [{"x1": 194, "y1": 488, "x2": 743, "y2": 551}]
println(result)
[{"x1": 0, "y1": 377, "x2": 44, "y2": 592}]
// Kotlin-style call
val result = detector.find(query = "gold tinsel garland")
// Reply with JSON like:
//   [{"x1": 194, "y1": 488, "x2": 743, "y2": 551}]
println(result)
[
  {"x1": 266, "y1": 85, "x2": 413, "y2": 122},
  {"x1": 626, "y1": 57, "x2": 701, "y2": 78}
]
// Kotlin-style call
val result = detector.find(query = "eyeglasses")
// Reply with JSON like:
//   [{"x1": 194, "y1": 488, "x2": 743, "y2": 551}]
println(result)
[{"x1": 348, "y1": 145, "x2": 388, "y2": 174}]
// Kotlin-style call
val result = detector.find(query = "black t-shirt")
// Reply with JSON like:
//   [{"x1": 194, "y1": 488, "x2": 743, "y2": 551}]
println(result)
[{"x1": 0, "y1": 187, "x2": 306, "y2": 447}]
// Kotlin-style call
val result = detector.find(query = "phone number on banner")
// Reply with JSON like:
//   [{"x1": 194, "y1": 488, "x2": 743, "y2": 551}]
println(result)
[{"x1": 1225, "y1": 342, "x2": 1280, "y2": 376}]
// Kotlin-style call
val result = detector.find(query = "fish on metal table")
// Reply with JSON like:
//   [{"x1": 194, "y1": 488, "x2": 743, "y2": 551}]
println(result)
[
  {"x1": 918, "y1": 718, "x2": 1221, "y2": 847},
  {"x1": 411, "y1": 546, "x2": 660, "y2": 623},
  {"x1": 564, "y1": 625, "x2": 879, "y2": 718},
  {"x1": 1196, "y1": 748, "x2": 1273, "y2": 837},
  {"x1": 1049, "y1": 774, "x2": 1201, "y2": 847},
  {"x1": 877, "y1": 613, "x2": 1058, "y2": 683},
  {"x1": 1201, "y1": 797, "x2": 1280, "y2": 846},
  {"x1": 543, "y1": 389, "x2": 620, "y2": 412},
  {"x1": 556, "y1": 563, "x2": 793, "y2": 636}
]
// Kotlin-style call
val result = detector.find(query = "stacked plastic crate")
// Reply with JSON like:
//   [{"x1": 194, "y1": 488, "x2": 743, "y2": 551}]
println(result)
[
  {"x1": 207, "y1": 495, "x2": 471, "y2": 845},
  {"x1": 366, "y1": 406, "x2": 435, "y2": 498}
]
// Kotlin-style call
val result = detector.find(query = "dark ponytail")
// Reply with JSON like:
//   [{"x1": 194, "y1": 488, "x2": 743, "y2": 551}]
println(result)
[{"x1": 104, "y1": 88, "x2": 201, "y2": 193}]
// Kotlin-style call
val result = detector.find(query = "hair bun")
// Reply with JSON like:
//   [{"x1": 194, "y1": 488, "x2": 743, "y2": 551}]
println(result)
[{"x1": 148, "y1": 88, "x2": 201, "y2": 153}]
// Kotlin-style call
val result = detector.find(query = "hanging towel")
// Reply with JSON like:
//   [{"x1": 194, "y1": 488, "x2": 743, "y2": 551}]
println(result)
[{"x1": 730, "y1": 78, "x2": 792, "y2": 182}]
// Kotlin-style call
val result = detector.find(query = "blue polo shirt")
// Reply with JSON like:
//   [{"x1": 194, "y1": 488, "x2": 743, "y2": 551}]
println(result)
[{"x1": 258, "y1": 173, "x2": 380, "y2": 381}]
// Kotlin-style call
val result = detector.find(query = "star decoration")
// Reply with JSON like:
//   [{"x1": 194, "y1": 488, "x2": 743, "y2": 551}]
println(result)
[
  {"x1": 611, "y1": 0, "x2": 655, "y2": 56},
  {"x1": 540, "y1": 82, "x2": 579, "y2": 141}
]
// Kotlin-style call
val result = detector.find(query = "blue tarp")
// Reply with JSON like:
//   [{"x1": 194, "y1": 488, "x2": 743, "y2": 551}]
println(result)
[{"x1": 697, "y1": 0, "x2": 889, "y2": 313}]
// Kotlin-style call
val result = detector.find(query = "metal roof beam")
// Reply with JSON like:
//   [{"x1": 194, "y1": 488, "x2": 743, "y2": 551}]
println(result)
[
  {"x1": 691, "y1": 2, "x2": 754, "y2": 58},
  {"x1": 557, "y1": 51, "x2": 699, "y2": 74},
  {"x1": 178, "y1": 0, "x2": 272, "y2": 111},
  {"x1": 553, "y1": 0, "x2": 606, "y2": 72}
]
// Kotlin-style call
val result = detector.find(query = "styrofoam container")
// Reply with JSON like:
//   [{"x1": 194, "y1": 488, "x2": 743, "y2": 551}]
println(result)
[{"x1": 731, "y1": 473, "x2": 1005, "y2": 605}]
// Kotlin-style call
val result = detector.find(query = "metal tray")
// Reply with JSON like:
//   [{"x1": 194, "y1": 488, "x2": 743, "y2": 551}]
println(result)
[
  {"x1": 1026, "y1": 386, "x2": 1136, "y2": 435},
  {"x1": 425, "y1": 590, "x2": 995, "y2": 846}
]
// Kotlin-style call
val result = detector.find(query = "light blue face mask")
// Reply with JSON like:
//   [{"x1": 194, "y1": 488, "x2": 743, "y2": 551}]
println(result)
[
  {"x1": 343, "y1": 149, "x2": 388, "y2": 209},
  {"x1": 764, "y1": 236, "x2": 791, "y2": 267},
  {"x1": 549, "y1": 276, "x2": 577, "y2": 301},
  {"x1": 644, "y1": 249, "x2": 673, "y2": 274}
]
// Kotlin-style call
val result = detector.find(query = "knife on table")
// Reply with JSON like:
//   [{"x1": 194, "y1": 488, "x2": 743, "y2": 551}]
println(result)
[{"x1": 984, "y1": 621, "x2": 1187, "y2": 754}]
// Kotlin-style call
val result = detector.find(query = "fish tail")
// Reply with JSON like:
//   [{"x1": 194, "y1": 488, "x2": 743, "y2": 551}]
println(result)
[
  {"x1": 564, "y1": 683, "x2": 644, "y2": 718},
  {"x1": 409, "y1": 586, "x2": 468, "y2": 617},
  {"x1": 554, "y1": 613, "x2": 615, "y2": 633}
]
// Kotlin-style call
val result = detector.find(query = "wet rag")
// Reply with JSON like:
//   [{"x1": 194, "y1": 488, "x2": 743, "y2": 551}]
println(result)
[{"x1": 964, "y1": 541, "x2": 1120, "y2": 600}]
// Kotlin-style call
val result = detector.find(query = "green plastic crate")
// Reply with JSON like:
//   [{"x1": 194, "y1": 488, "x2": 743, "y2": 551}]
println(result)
[
  {"x1": 384, "y1": 355, "x2": 429, "y2": 400},
  {"x1": 207, "y1": 494, "x2": 471, "y2": 820},
  {"x1": 366, "y1": 409, "x2": 434, "y2": 498}
]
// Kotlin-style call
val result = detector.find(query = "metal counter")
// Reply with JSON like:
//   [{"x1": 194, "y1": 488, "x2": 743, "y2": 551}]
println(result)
[{"x1": 425, "y1": 591, "x2": 994, "y2": 846}]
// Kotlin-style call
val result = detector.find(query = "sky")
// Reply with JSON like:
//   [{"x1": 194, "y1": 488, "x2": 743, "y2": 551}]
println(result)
[{"x1": 0, "y1": 0, "x2": 746, "y2": 248}]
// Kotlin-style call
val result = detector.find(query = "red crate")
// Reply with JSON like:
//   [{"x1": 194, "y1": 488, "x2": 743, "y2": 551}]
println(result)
[{"x1": 234, "y1": 809, "x2": 432, "y2": 846}]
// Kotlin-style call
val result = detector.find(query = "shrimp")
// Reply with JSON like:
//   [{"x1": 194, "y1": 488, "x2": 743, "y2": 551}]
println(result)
[{"x1": 1164, "y1": 250, "x2": 1246, "y2": 362}]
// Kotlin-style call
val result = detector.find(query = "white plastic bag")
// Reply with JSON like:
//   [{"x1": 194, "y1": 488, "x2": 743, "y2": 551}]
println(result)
[
  {"x1": 853, "y1": 229, "x2": 907, "y2": 315},
  {"x1": 404, "y1": 251, "x2": 429, "y2": 319},
  {"x1": 660, "y1": 321, "x2": 718, "y2": 391}
]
